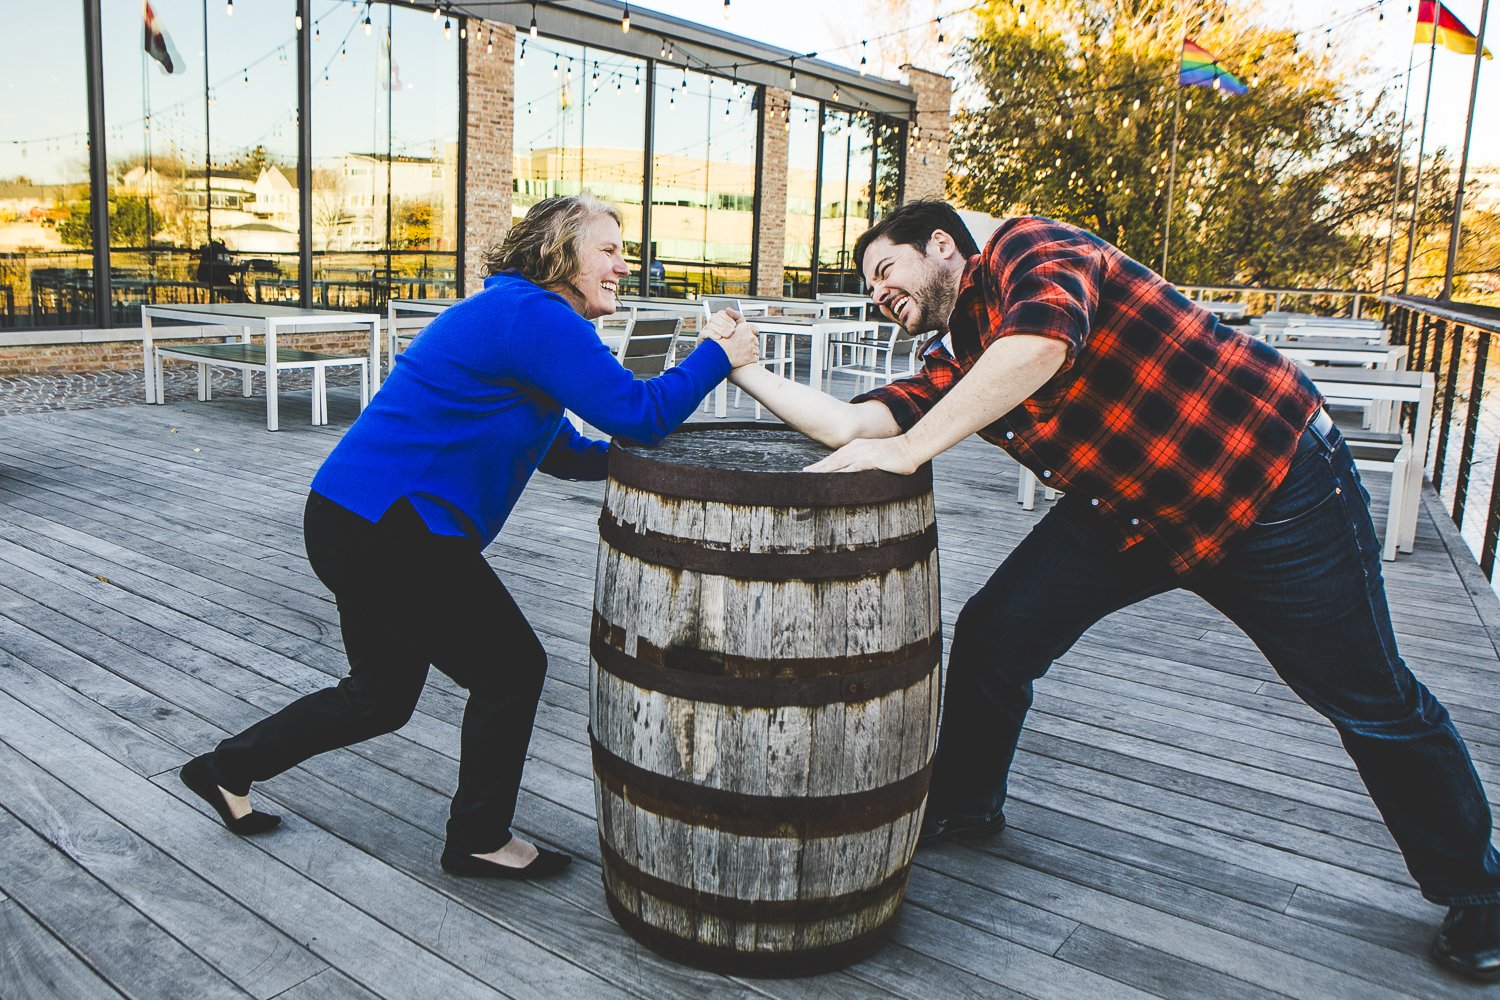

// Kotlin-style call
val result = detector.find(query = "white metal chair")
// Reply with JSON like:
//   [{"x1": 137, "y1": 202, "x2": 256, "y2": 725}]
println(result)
[
  {"x1": 701, "y1": 298, "x2": 791, "y2": 417},
  {"x1": 823, "y1": 322, "x2": 917, "y2": 395}
]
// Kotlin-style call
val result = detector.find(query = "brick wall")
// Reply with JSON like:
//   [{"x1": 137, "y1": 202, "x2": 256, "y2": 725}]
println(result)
[
  {"x1": 464, "y1": 22, "x2": 516, "y2": 296},
  {"x1": 901, "y1": 66, "x2": 953, "y2": 203},
  {"x1": 0, "y1": 330, "x2": 379, "y2": 378},
  {"x1": 754, "y1": 87, "x2": 792, "y2": 297}
]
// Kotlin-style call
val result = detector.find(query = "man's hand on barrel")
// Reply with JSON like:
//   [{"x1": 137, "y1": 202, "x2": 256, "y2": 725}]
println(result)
[{"x1": 804, "y1": 435, "x2": 921, "y2": 475}]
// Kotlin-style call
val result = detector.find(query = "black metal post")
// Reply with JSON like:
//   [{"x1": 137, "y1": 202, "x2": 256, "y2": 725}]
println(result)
[
  {"x1": 296, "y1": 0, "x2": 312, "y2": 307},
  {"x1": 1431, "y1": 323, "x2": 1462, "y2": 492},
  {"x1": 810, "y1": 101, "x2": 825, "y2": 295},
  {"x1": 1453, "y1": 326, "x2": 1490, "y2": 526},
  {"x1": 82, "y1": 0, "x2": 110, "y2": 327},
  {"x1": 640, "y1": 59, "x2": 655, "y2": 298},
  {"x1": 455, "y1": 16, "x2": 468, "y2": 296}
]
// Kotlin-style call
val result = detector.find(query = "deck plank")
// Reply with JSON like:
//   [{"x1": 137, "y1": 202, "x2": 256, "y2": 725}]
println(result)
[{"x1": 0, "y1": 397, "x2": 1495, "y2": 998}]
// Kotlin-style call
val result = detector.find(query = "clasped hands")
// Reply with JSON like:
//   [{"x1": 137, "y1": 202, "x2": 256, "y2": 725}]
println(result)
[{"x1": 697, "y1": 308, "x2": 759, "y2": 368}]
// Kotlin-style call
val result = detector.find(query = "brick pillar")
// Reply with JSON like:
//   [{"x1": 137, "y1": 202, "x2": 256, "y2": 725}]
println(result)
[
  {"x1": 753, "y1": 87, "x2": 791, "y2": 297},
  {"x1": 901, "y1": 66, "x2": 952, "y2": 203},
  {"x1": 464, "y1": 23, "x2": 515, "y2": 296}
]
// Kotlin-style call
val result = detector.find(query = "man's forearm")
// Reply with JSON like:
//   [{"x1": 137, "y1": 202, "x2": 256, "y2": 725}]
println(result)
[
  {"x1": 903, "y1": 334, "x2": 1066, "y2": 463},
  {"x1": 729, "y1": 364, "x2": 897, "y2": 447}
]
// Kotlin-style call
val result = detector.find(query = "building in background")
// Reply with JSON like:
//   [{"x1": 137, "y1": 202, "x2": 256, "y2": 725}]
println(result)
[{"x1": 0, "y1": 0, "x2": 947, "y2": 332}]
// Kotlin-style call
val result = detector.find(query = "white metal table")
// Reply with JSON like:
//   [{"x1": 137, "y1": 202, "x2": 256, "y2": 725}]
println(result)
[{"x1": 142, "y1": 303, "x2": 380, "y2": 431}]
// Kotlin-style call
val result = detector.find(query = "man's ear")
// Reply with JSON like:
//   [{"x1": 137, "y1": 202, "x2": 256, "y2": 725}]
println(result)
[{"x1": 927, "y1": 229, "x2": 961, "y2": 260}]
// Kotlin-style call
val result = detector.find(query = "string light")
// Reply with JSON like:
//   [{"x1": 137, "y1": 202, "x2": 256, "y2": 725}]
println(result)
[
  {"x1": 487, "y1": 28, "x2": 493, "y2": 53},
  {"x1": 432, "y1": 3, "x2": 440, "y2": 20},
  {"x1": 226, "y1": 0, "x2": 233, "y2": 15},
  {"x1": 789, "y1": 59, "x2": 797, "y2": 91},
  {"x1": 443, "y1": 16, "x2": 451, "y2": 40},
  {"x1": 859, "y1": 41, "x2": 868, "y2": 76},
  {"x1": 723, "y1": 0, "x2": 730, "y2": 18},
  {"x1": 935, "y1": 16, "x2": 944, "y2": 44},
  {"x1": 529, "y1": 4, "x2": 537, "y2": 38},
  {"x1": 294, "y1": 6, "x2": 302, "y2": 30},
  {"x1": 362, "y1": 7, "x2": 371, "y2": 35},
  {"x1": 243, "y1": 69, "x2": 249, "y2": 87}
]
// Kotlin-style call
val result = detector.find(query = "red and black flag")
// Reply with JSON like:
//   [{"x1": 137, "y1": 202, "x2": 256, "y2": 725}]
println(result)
[{"x1": 143, "y1": 0, "x2": 185, "y2": 75}]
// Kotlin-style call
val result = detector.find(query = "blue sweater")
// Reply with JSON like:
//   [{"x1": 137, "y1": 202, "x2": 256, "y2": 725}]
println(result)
[{"x1": 311, "y1": 272, "x2": 729, "y2": 546}]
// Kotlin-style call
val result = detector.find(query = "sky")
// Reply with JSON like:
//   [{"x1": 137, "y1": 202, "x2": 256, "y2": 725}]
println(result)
[
  {"x1": 645, "y1": 0, "x2": 1500, "y2": 169},
  {"x1": 2, "y1": 0, "x2": 1494, "y2": 183}
]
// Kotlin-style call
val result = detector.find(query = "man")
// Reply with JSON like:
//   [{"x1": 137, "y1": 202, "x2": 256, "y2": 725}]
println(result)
[{"x1": 727, "y1": 200, "x2": 1500, "y2": 981}]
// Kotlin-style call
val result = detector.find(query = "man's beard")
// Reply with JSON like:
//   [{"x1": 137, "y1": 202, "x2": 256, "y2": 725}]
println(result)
[{"x1": 898, "y1": 265, "x2": 956, "y2": 335}]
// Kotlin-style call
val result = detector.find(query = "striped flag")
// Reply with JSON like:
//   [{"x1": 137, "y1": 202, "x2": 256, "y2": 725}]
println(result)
[
  {"x1": 143, "y1": 0, "x2": 184, "y2": 75},
  {"x1": 1415, "y1": 0, "x2": 1492, "y2": 59},
  {"x1": 1178, "y1": 39, "x2": 1248, "y2": 95}
]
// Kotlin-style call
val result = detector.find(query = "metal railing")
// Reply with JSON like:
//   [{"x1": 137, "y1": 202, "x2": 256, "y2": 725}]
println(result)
[
  {"x1": 1382, "y1": 295, "x2": 1500, "y2": 579},
  {"x1": 1177, "y1": 284, "x2": 1375, "y2": 319}
]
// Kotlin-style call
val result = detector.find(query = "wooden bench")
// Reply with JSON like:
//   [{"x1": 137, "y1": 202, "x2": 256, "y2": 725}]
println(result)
[{"x1": 152, "y1": 341, "x2": 369, "y2": 426}]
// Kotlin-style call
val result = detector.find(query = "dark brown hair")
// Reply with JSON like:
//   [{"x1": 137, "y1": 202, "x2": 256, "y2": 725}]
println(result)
[{"x1": 853, "y1": 199, "x2": 981, "y2": 275}]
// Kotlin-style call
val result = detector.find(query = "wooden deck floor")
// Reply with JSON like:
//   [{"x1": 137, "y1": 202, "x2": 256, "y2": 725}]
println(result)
[{"x1": 1, "y1": 383, "x2": 1497, "y2": 999}]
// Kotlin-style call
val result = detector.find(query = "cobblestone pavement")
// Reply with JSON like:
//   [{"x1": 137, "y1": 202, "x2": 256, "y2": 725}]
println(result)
[{"x1": 0, "y1": 367, "x2": 371, "y2": 417}]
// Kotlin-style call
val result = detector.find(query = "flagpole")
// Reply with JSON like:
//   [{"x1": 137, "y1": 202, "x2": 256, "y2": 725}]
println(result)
[
  {"x1": 1380, "y1": 42, "x2": 1419, "y2": 295},
  {"x1": 1401, "y1": 3, "x2": 1442, "y2": 293},
  {"x1": 1441, "y1": 0, "x2": 1491, "y2": 299},
  {"x1": 1161, "y1": 88, "x2": 1182, "y2": 280}
]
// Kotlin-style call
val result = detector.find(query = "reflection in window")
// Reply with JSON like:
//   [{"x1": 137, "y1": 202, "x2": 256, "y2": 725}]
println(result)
[
  {"x1": 0, "y1": 1, "x2": 92, "y2": 328},
  {"x1": 312, "y1": 2, "x2": 458, "y2": 309},
  {"x1": 783, "y1": 97, "x2": 821, "y2": 298},
  {"x1": 101, "y1": 0, "x2": 300, "y2": 322},
  {"x1": 874, "y1": 115, "x2": 905, "y2": 222},
  {"x1": 817, "y1": 109, "x2": 874, "y2": 293},
  {"x1": 651, "y1": 66, "x2": 758, "y2": 298},
  {"x1": 513, "y1": 36, "x2": 645, "y2": 288}
]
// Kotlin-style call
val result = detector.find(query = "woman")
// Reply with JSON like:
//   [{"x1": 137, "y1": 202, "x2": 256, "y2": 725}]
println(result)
[{"x1": 180, "y1": 194, "x2": 756, "y2": 878}]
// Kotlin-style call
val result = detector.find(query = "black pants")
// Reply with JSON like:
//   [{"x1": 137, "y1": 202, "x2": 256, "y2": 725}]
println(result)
[{"x1": 210, "y1": 491, "x2": 549, "y2": 854}]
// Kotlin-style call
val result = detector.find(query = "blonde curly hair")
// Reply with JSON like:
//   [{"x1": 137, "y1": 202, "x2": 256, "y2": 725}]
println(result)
[{"x1": 481, "y1": 193, "x2": 623, "y2": 295}]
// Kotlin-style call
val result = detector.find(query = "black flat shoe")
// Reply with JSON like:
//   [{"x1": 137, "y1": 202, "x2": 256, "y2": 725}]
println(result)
[
  {"x1": 918, "y1": 808, "x2": 1006, "y2": 846},
  {"x1": 1432, "y1": 903, "x2": 1500, "y2": 982},
  {"x1": 179, "y1": 755, "x2": 281, "y2": 835},
  {"x1": 441, "y1": 846, "x2": 572, "y2": 880}
]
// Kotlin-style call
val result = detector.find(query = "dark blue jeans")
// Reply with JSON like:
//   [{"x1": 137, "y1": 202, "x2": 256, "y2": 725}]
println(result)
[{"x1": 931, "y1": 421, "x2": 1500, "y2": 906}]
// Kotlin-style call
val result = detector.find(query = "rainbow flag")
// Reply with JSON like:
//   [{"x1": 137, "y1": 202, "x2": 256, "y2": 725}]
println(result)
[
  {"x1": 1178, "y1": 38, "x2": 1247, "y2": 94},
  {"x1": 1415, "y1": 0, "x2": 1492, "y2": 59}
]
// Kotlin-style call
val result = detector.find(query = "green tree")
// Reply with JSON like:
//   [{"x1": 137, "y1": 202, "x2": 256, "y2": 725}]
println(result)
[
  {"x1": 948, "y1": 0, "x2": 1402, "y2": 288},
  {"x1": 59, "y1": 196, "x2": 159, "y2": 248}
]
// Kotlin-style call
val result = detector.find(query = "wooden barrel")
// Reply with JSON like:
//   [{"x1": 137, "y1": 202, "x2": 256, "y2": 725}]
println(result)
[{"x1": 591, "y1": 424, "x2": 941, "y2": 976}]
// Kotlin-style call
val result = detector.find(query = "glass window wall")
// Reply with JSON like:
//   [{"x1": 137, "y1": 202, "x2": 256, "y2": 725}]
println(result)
[
  {"x1": 651, "y1": 66, "x2": 758, "y2": 298},
  {"x1": 782, "y1": 96, "x2": 820, "y2": 298},
  {"x1": 311, "y1": 1, "x2": 458, "y2": 309},
  {"x1": 0, "y1": 2, "x2": 93, "y2": 328},
  {"x1": 513, "y1": 36, "x2": 646, "y2": 289},
  {"x1": 817, "y1": 108, "x2": 874, "y2": 293}
]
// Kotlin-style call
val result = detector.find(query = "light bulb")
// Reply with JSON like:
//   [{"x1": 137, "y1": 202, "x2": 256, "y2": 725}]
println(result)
[
  {"x1": 363, "y1": 13, "x2": 371, "y2": 35},
  {"x1": 226, "y1": 0, "x2": 233, "y2": 15},
  {"x1": 295, "y1": 9, "x2": 303, "y2": 30},
  {"x1": 443, "y1": 17, "x2": 451, "y2": 40},
  {"x1": 622, "y1": 4, "x2": 630, "y2": 33}
]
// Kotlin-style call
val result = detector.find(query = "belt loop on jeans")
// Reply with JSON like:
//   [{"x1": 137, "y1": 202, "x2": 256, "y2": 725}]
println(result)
[{"x1": 1303, "y1": 407, "x2": 1336, "y2": 452}]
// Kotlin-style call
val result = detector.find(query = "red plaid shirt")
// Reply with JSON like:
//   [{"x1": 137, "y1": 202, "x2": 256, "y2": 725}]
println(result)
[{"x1": 856, "y1": 217, "x2": 1322, "y2": 576}]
